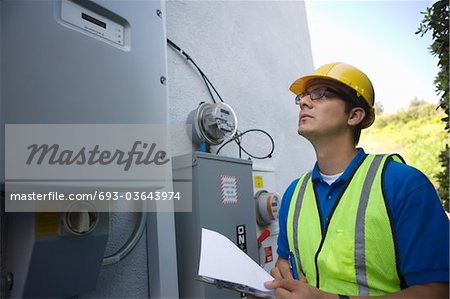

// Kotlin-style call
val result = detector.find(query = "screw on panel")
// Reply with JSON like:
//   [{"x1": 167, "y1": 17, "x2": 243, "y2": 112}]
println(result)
[
  {"x1": 156, "y1": 9, "x2": 162, "y2": 18},
  {"x1": 160, "y1": 76, "x2": 167, "y2": 85}
]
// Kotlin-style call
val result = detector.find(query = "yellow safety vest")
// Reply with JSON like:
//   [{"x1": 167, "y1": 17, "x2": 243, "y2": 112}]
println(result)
[{"x1": 287, "y1": 154, "x2": 405, "y2": 296}]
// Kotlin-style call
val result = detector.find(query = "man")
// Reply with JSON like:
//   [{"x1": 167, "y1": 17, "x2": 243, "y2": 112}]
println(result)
[{"x1": 265, "y1": 62, "x2": 449, "y2": 299}]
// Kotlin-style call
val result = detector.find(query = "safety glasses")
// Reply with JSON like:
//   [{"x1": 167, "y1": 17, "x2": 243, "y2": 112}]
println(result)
[{"x1": 295, "y1": 87, "x2": 344, "y2": 105}]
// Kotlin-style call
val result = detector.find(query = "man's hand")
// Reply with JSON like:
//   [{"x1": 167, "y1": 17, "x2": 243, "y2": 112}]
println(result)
[
  {"x1": 264, "y1": 278, "x2": 327, "y2": 299},
  {"x1": 264, "y1": 257, "x2": 336, "y2": 299},
  {"x1": 247, "y1": 257, "x2": 302, "y2": 299},
  {"x1": 263, "y1": 280, "x2": 449, "y2": 299},
  {"x1": 271, "y1": 257, "x2": 293, "y2": 279}
]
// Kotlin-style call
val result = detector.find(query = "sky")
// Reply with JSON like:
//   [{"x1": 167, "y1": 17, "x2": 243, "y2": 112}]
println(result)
[{"x1": 304, "y1": 0, "x2": 439, "y2": 114}]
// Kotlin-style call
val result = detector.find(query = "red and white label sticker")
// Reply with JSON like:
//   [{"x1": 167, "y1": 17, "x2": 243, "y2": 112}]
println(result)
[
  {"x1": 221, "y1": 175, "x2": 238, "y2": 204},
  {"x1": 264, "y1": 246, "x2": 273, "y2": 263}
]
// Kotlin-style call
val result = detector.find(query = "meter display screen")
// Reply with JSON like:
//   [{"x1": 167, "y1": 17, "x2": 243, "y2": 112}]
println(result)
[{"x1": 82, "y1": 12, "x2": 106, "y2": 29}]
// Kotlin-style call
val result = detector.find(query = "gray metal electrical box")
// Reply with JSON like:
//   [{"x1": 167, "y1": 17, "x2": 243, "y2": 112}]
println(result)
[
  {"x1": 173, "y1": 152, "x2": 259, "y2": 298},
  {"x1": 1, "y1": 0, "x2": 174, "y2": 298}
]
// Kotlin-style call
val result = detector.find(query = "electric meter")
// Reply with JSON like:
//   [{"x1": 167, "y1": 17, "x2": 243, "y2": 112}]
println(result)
[
  {"x1": 255, "y1": 190, "x2": 281, "y2": 226},
  {"x1": 188, "y1": 102, "x2": 238, "y2": 145}
]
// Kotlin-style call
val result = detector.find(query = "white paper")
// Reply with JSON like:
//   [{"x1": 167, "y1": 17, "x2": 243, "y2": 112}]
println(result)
[{"x1": 198, "y1": 228, "x2": 275, "y2": 296}]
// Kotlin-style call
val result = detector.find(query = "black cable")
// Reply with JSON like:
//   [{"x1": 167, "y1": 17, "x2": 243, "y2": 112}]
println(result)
[
  {"x1": 234, "y1": 130, "x2": 243, "y2": 159},
  {"x1": 216, "y1": 129, "x2": 275, "y2": 160},
  {"x1": 167, "y1": 39, "x2": 215, "y2": 102},
  {"x1": 199, "y1": 69, "x2": 224, "y2": 103},
  {"x1": 190, "y1": 60, "x2": 216, "y2": 103},
  {"x1": 167, "y1": 38, "x2": 223, "y2": 103}
]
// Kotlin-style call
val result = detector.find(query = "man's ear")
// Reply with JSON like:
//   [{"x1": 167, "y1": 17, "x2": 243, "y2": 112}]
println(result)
[{"x1": 347, "y1": 107, "x2": 366, "y2": 127}]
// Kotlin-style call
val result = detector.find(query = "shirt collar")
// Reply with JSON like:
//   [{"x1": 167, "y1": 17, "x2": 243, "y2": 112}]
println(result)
[{"x1": 312, "y1": 148, "x2": 367, "y2": 184}]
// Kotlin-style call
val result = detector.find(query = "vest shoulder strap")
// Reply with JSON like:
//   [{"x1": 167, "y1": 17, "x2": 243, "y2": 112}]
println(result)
[{"x1": 386, "y1": 153, "x2": 406, "y2": 164}]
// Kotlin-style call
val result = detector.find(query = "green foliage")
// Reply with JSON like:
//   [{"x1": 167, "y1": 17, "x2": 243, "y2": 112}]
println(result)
[
  {"x1": 436, "y1": 144, "x2": 450, "y2": 211},
  {"x1": 360, "y1": 103, "x2": 447, "y2": 200},
  {"x1": 416, "y1": 0, "x2": 449, "y2": 210},
  {"x1": 409, "y1": 98, "x2": 427, "y2": 107}
]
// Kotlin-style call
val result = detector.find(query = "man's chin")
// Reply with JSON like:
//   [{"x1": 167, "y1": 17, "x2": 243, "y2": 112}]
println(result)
[
  {"x1": 298, "y1": 128, "x2": 306, "y2": 136},
  {"x1": 298, "y1": 128, "x2": 313, "y2": 141}
]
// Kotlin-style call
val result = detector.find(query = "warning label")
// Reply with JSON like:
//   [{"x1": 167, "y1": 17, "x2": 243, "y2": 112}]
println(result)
[
  {"x1": 220, "y1": 175, "x2": 238, "y2": 204},
  {"x1": 264, "y1": 246, "x2": 273, "y2": 263}
]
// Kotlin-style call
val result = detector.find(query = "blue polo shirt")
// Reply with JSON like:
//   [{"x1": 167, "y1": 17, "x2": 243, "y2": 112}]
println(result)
[{"x1": 277, "y1": 148, "x2": 449, "y2": 287}]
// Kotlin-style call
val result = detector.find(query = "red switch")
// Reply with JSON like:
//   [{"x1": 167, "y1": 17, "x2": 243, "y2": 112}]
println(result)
[{"x1": 257, "y1": 229, "x2": 271, "y2": 243}]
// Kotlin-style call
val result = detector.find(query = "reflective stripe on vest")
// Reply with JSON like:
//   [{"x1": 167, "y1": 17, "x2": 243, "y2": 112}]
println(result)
[{"x1": 286, "y1": 154, "x2": 404, "y2": 296}]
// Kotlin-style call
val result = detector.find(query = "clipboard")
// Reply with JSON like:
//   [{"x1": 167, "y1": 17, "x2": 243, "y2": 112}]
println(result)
[
  {"x1": 196, "y1": 276, "x2": 275, "y2": 298},
  {"x1": 198, "y1": 228, "x2": 276, "y2": 298}
]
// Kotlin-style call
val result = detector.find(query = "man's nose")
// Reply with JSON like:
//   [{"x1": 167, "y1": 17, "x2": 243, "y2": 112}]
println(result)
[{"x1": 299, "y1": 95, "x2": 312, "y2": 110}]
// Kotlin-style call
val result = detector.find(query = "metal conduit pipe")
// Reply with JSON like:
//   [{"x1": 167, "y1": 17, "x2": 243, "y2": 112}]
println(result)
[{"x1": 102, "y1": 212, "x2": 147, "y2": 266}]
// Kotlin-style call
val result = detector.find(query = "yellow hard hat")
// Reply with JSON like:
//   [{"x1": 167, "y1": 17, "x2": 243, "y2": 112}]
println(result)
[{"x1": 290, "y1": 62, "x2": 375, "y2": 129}]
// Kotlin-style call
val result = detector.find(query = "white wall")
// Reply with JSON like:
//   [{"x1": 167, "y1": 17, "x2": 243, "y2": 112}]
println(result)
[{"x1": 166, "y1": 0, "x2": 316, "y2": 194}]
